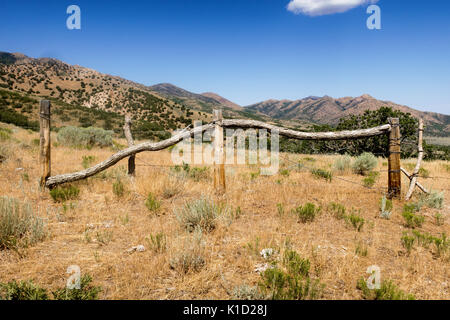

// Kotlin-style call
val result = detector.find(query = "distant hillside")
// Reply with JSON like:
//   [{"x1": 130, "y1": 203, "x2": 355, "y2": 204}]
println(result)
[
  {"x1": 201, "y1": 92, "x2": 242, "y2": 110},
  {"x1": 246, "y1": 94, "x2": 450, "y2": 136}
]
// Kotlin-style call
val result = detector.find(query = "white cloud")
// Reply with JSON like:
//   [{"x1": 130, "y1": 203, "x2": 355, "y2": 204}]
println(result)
[{"x1": 287, "y1": 0, "x2": 379, "y2": 16}]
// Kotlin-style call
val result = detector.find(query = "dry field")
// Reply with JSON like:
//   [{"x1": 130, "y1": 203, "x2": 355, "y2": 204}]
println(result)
[{"x1": 0, "y1": 124, "x2": 449, "y2": 300}]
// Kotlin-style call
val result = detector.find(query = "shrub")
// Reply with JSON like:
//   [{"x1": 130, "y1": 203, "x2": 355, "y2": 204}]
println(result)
[
  {"x1": 362, "y1": 171, "x2": 379, "y2": 187},
  {"x1": 0, "y1": 275, "x2": 101, "y2": 300},
  {"x1": 161, "y1": 177, "x2": 184, "y2": 199},
  {"x1": 169, "y1": 230, "x2": 205, "y2": 274},
  {"x1": 232, "y1": 285, "x2": 264, "y2": 300},
  {"x1": 328, "y1": 202, "x2": 346, "y2": 220},
  {"x1": 402, "y1": 204, "x2": 424, "y2": 228},
  {"x1": 357, "y1": 278, "x2": 415, "y2": 300},
  {"x1": 0, "y1": 197, "x2": 46, "y2": 250},
  {"x1": 175, "y1": 198, "x2": 229, "y2": 233},
  {"x1": 258, "y1": 249, "x2": 323, "y2": 300},
  {"x1": 434, "y1": 213, "x2": 444, "y2": 226},
  {"x1": 380, "y1": 196, "x2": 393, "y2": 219},
  {"x1": 345, "y1": 213, "x2": 365, "y2": 232},
  {"x1": 401, "y1": 232, "x2": 415, "y2": 255},
  {"x1": 292, "y1": 203, "x2": 321, "y2": 223},
  {"x1": 145, "y1": 193, "x2": 161, "y2": 212},
  {"x1": 352, "y1": 153, "x2": 378, "y2": 176},
  {"x1": 355, "y1": 242, "x2": 368, "y2": 257},
  {"x1": 52, "y1": 274, "x2": 101, "y2": 300},
  {"x1": 0, "y1": 127, "x2": 11, "y2": 141},
  {"x1": 49, "y1": 185, "x2": 80, "y2": 202},
  {"x1": 418, "y1": 191, "x2": 444, "y2": 209},
  {"x1": 171, "y1": 163, "x2": 210, "y2": 181},
  {"x1": 0, "y1": 144, "x2": 10, "y2": 163},
  {"x1": 280, "y1": 169, "x2": 290, "y2": 177},
  {"x1": 0, "y1": 280, "x2": 48, "y2": 300},
  {"x1": 112, "y1": 178, "x2": 125, "y2": 197},
  {"x1": 333, "y1": 155, "x2": 352, "y2": 173},
  {"x1": 81, "y1": 155, "x2": 96, "y2": 169},
  {"x1": 147, "y1": 232, "x2": 167, "y2": 253},
  {"x1": 310, "y1": 169, "x2": 332, "y2": 182},
  {"x1": 57, "y1": 126, "x2": 113, "y2": 149}
]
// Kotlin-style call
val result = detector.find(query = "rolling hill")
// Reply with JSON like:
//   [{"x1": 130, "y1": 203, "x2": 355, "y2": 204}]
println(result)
[
  {"x1": 1, "y1": 51, "x2": 449, "y2": 139},
  {"x1": 245, "y1": 94, "x2": 450, "y2": 136}
]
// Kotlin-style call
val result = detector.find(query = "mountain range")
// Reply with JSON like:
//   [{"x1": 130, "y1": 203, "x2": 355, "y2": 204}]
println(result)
[{"x1": 0, "y1": 51, "x2": 448, "y2": 137}]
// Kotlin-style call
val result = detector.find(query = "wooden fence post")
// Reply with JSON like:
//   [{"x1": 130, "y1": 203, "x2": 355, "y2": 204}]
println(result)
[
  {"x1": 39, "y1": 100, "x2": 51, "y2": 188},
  {"x1": 213, "y1": 108, "x2": 226, "y2": 194},
  {"x1": 388, "y1": 118, "x2": 401, "y2": 198},
  {"x1": 123, "y1": 115, "x2": 135, "y2": 176}
]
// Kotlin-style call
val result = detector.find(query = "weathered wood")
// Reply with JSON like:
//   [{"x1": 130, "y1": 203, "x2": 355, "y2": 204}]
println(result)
[
  {"x1": 213, "y1": 109, "x2": 226, "y2": 194},
  {"x1": 45, "y1": 123, "x2": 215, "y2": 188},
  {"x1": 388, "y1": 118, "x2": 401, "y2": 198},
  {"x1": 401, "y1": 167, "x2": 429, "y2": 194},
  {"x1": 221, "y1": 119, "x2": 391, "y2": 140},
  {"x1": 405, "y1": 119, "x2": 425, "y2": 200},
  {"x1": 45, "y1": 117, "x2": 394, "y2": 189},
  {"x1": 123, "y1": 115, "x2": 135, "y2": 176},
  {"x1": 39, "y1": 100, "x2": 51, "y2": 188}
]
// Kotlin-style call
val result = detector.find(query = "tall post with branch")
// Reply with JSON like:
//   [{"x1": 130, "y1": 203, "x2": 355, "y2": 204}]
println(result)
[
  {"x1": 213, "y1": 108, "x2": 226, "y2": 194},
  {"x1": 39, "y1": 100, "x2": 51, "y2": 188},
  {"x1": 123, "y1": 115, "x2": 136, "y2": 177},
  {"x1": 388, "y1": 118, "x2": 401, "y2": 198},
  {"x1": 405, "y1": 119, "x2": 426, "y2": 200}
]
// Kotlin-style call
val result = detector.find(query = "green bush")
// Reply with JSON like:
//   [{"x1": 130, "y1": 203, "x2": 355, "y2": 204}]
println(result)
[
  {"x1": 333, "y1": 155, "x2": 352, "y2": 173},
  {"x1": 345, "y1": 213, "x2": 365, "y2": 232},
  {"x1": 310, "y1": 169, "x2": 332, "y2": 182},
  {"x1": 57, "y1": 126, "x2": 113, "y2": 149},
  {"x1": 292, "y1": 203, "x2": 321, "y2": 223},
  {"x1": 112, "y1": 178, "x2": 125, "y2": 197},
  {"x1": 401, "y1": 232, "x2": 415, "y2": 255},
  {"x1": 258, "y1": 249, "x2": 323, "y2": 300},
  {"x1": 49, "y1": 185, "x2": 80, "y2": 203},
  {"x1": 418, "y1": 191, "x2": 444, "y2": 209},
  {"x1": 175, "y1": 198, "x2": 229, "y2": 233},
  {"x1": 352, "y1": 153, "x2": 378, "y2": 176},
  {"x1": 402, "y1": 204, "x2": 424, "y2": 228},
  {"x1": 328, "y1": 202, "x2": 347, "y2": 220},
  {"x1": 0, "y1": 197, "x2": 46, "y2": 250},
  {"x1": 0, "y1": 275, "x2": 101, "y2": 300},
  {"x1": 52, "y1": 274, "x2": 101, "y2": 300},
  {"x1": 380, "y1": 196, "x2": 393, "y2": 219},
  {"x1": 0, "y1": 280, "x2": 48, "y2": 300},
  {"x1": 362, "y1": 171, "x2": 379, "y2": 187},
  {"x1": 357, "y1": 278, "x2": 415, "y2": 300},
  {"x1": 145, "y1": 193, "x2": 161, "y2": 212}
]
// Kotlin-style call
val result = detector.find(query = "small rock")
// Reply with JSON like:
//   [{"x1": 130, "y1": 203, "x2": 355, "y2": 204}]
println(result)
[{"x1": 127, "y1": 245, "x2": 146, "y2": 253}]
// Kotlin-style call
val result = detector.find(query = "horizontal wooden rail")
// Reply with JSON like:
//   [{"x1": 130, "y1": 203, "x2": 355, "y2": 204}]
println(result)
[
  {"x1": 221, "y1": 119, "x2": 392, "y2": 140},
  {"x1": 45, "y1": 118, "x2": 393, "y2": 188},
  {"x1": 45, "y1": 123, "x2": 214, "y2": 188}
]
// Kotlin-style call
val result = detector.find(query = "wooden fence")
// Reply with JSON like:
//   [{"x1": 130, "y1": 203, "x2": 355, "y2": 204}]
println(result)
[{"x1": 38, "y1": 100, "x2": 428, "y2": 199}]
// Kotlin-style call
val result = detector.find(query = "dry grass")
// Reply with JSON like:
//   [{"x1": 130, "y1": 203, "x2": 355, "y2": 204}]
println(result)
[{"x1": 0, "y1": 124, "x2": 449, "y2": 300}]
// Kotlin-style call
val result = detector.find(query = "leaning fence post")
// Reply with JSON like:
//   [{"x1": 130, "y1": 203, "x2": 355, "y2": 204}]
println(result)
[
  {"x1": 213, "y1": 108, "x2": 226, "y2": 194},
  {"x1": 39, "y1": 100, "x2": 51, "y2": 188},
  {"x1": 405, "y1": 119, "x2": 424, "y2": 200},
  {"x1": 388, "y1": 117, "x2": 401, "y2": 198},
  {"x1": 123, "y1": 115, "x2": 135, "y2": 176}
]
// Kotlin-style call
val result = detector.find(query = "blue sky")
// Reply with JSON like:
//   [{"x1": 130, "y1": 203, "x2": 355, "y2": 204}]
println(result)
[{"x1": 0, "y1": 0, "x2": 449, "y2": 114}]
